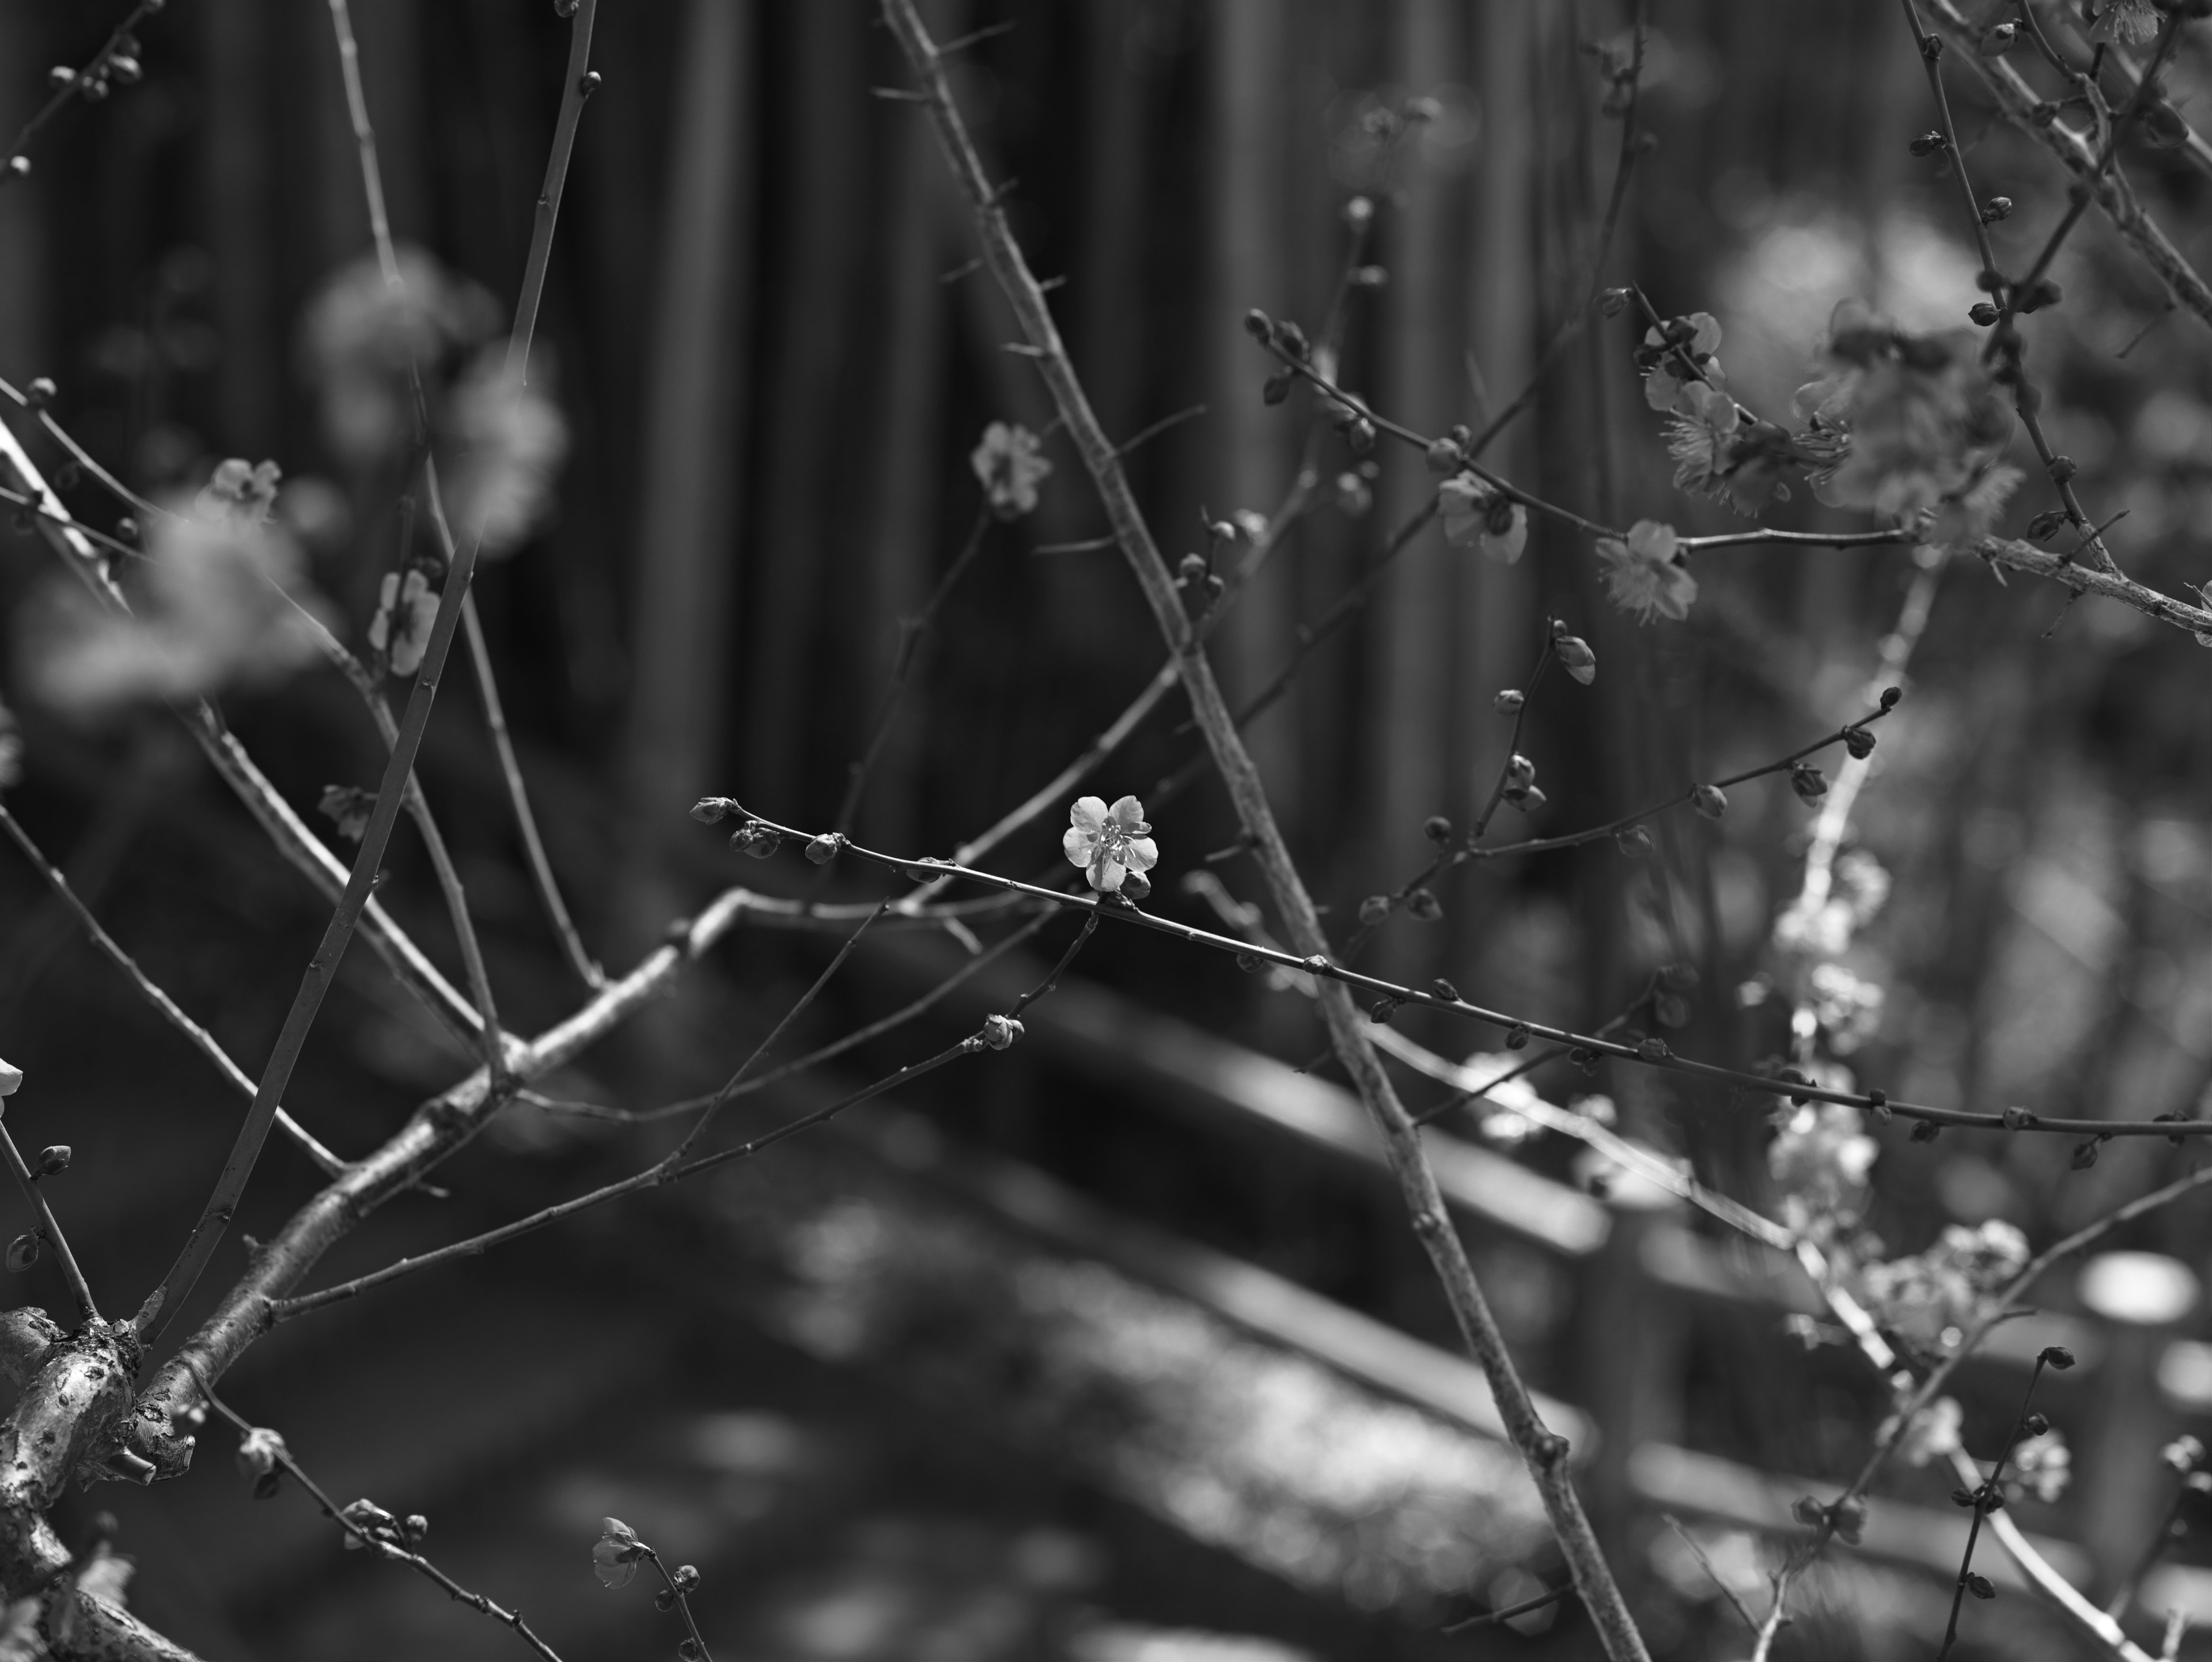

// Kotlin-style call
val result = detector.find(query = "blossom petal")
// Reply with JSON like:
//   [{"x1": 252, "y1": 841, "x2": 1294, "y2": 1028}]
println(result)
[
  {"x1": 1062, "y1": 825, "x2": 1094, "y2": 866},
  {"x1": 1108, "y1": 795, "x2": 1147, "y2": 831},
  {"x1": 1123, "y1": 836, "x2": 1158, "y2": 873},
  {"x1": 1069, "y1": 796, "x2": 1107, "y2": 833},
  {"x1": 1090, "y1": 855, "x2": 1126, "y2": 894}
]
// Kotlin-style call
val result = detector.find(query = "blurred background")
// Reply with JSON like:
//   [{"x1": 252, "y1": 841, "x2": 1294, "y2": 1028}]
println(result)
[{"x1": 5, "y1": 1, "x2": 2212, "y2": 1658}]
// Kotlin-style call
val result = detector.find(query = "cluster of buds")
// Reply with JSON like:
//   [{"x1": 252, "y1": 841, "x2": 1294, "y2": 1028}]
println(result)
[
  {"x1": 656, "y1": 1561, "x2": 702, "y2": 1613},
  {"x1": 338, "y1": 1498, "x2": 429, "y2": 1553},
  {"x1": 1502, "y1": 751, "x2": 1544, "y2": 813},
  {"x1": 234, "y1": 1426, "x2": 289, "y2": 1500}
]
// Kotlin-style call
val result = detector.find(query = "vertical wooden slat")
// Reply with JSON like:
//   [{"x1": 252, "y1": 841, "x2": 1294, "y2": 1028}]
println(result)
[
  {"x1": 1207, "y1": 0, "x2": 1300, "y2": 826},
  {"x1": 201, "y1": 0, "x2": 275, "y2": 455},
  {"x1": 744, "y1": 4, "x2": 868, "y2": 819},
  {"x1": 619, "y1": 0, "x2": 754, "y2": 937}
]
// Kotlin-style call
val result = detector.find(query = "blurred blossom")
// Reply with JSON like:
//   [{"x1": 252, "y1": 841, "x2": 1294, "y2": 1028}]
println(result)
[
  {"x1": 1596, "y1": 521, "x2": 1696, "y2": 623},
  {"x1": 1796, "y1": 300, "x2": 2018, "y2": 546},
  {"x1": 302, "y1": 247, "x2": 501, "y2": 468},
  {"x1": 2007, "y1": 1429, "x2": 2071, "y2": 1504},
  {"x1": 440, "y1": 352, "x2": 569, "y2": 556},
  {"x1": 1768, "y1": 1103, "x2": 1877, "y2": 1237},
  {"x1": 367, "y1": 569, "x2": 440, "y2": 679},
  {"x1": 971, "y1": 421, "x2": 1051, "y2": 520},
  {"x1": 1774, "y1": 849, "x2": 1891, "y2": 959},
  {"x1": 1877, "y1": 1394, "x2": 1962, "y2": 1467},
  {"x1": 0, "y1": 702, "x2": 18, "y2": 790},
  {"x1": 21, "y1": 468, "x2": 335, "y2": 717},
  {"x1": 1808, "y1": 962, "x2": 1886, "y2": 1054},
  {"x1": 1851, "y1": 1221, "x2": 2030, "y2": 1346}
]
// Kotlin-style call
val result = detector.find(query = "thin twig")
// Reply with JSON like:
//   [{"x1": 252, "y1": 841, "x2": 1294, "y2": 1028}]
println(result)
[
  {"x1": 0, "y1": 1120, "x2": 94, "y2": 1324},
  {"x1": 0, "y1": 804, "x2": 343, "y2": 1174}
]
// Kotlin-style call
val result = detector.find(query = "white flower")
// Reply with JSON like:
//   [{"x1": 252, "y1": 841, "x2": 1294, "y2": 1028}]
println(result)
[
  {"x1": 368, "y1": 568, "x2": 440, "y2": 678},
  {"x1": 2093, "y1": 0, "x2": 2161, "y2": 44},
  {"x1": 593, "y1": 1517, "x2": 646, "y2": 1588},
  {"x1": 1596, "y1": 520, "x2": 1696, "y2": 623},
  {"x1": 440, "y1": 351, "x2": 568, "y2": 557},
  {"x1": 971, "y1": 421, "x2": 1052, "y2": 520},
  {"x1": 22, "y1": 489, "x2": 335, "y2": 717},
  {"x1": 2009, "y1": 1429, "x2": 2071, "y2": 1503},
  {"x1": 1062, "y1": 794, "x2": 1158, "y2": 894},
  {"x1": 1438, "y1": 473, "x2": 1527, "y2": 563},
  {"x1": 1641, "y1": 312, "x2": 1724, "y2": 412},
  {"x1": 1879, "y1": 1395, "x2": 1963, "y2": 1468},
  {"x1": 303, "y1": 247, "x2": 502, "y2": 468},
  {"x1": 1770, "y1": 1103, "x2": 1878, "y2": 1236}
]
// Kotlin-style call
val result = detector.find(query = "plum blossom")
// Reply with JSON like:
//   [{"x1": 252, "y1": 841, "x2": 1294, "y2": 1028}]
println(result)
[
  {"x1": 21, "y1": 475, "x2": 335, "y2": 717},
  {"x1": 1438, "y1": 472, "x2": 1527, "y2": 563},
  {"x1": 1063, "y1": 794, "x2": 1158, "y2": 895},
  {"x1": 302, "y1": 247, "x2": 501, "y2": 468},
  {"x1": 1668, "y1": 381, "x2": 1801, "y2": 515},
  {"x1": 593, "y1": 1517, "x2": 646, "y2": 1588},
  {"x1": 971, "y1": 421, "x2": 1052, "y2": 520},
  {"x1": 1852, "y1": 1220, "x2": 2031, "y2": 1348},
  {"x1": 1596, "y1": 520, "x2": 1696, "y2": 623},
  {"x1": 1878, "y1": 1394, "x2": 1963, "y2": 1468},
  {"x1": 2093, "y1": 0, "x2": 2160, "y2": 44},
  {"x1": 1640, "y1": 311, "x2": 1724, "y2": 412},
  {"x1": 440, "y1": 352, "x2": 569, "y2": 557},
  {"x1": 1769, "y1": 1102, "x2": 1878, "y2": 1237},
  {"x1": 2009, "y1": 1429, "x2": 2071, "y2": 1504},
  {"x1": 367, "y1": 567, "x2": 440, "y2": 678}
]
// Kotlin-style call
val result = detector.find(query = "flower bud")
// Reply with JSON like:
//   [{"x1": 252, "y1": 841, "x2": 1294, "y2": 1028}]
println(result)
[
  {"x1": 2164, "y1": 1435, "x2": 2205, "y2": 1474},
  {"x1": 2039, "y1": 1345, "x2": 2075, "y2": 1370},
  {"x1": 1506, "y1": 1023, "x2": 1531, "y2": 1050},
  {"x1": 1506, "y1": 784, "x2": 1547, "y2": 812},
  {"x1": 1843, "y1": 726, "x2": 1876, "y2": 759},
  {"x1": 1654, "y1": 991, "x2": 1690, "y2": 1028},
  {"x1": 1506, "y1": 753, "x2": 1536, "y2": 787},
  {"x1": 1910, "y1": 1119, "x2": 1941, "y2": 1142},
  {"x1": 25, "y1": 377, "x2": 56, "y2": 408},
  {"x1": 2022, "y1": 1413, "x2": 2050, "y2": 1438},
  {"x1": 1964, "y1": 1572, "x2": 1994, "y2": 1600},
  {"x1": 1406, "y1": 888, "x2": 1442, "y2": 922},
  {"x1": 1276, "y1": 320, "x2": 1310, "y2": 359},
  {"x1": 1980, "y1": 195, "x2": 2013, "y2": 222},
  {"x1": 1243, "y1": 309, "x2": 1273, "y2": 342},
  {"x1": 2019, "y1": 279, "x2": 2062, "y2": 314},
  {"x1": 1598, "y1": 287, "x2": 1633, "y2": 318},
  {"x1": 1262, "y1": 369, "x2": 1293, "y2": 406},
  {"x1": 1369, "y1": 999, "x2": 1397, "y2": 1025},
  {"x1": 33, "y1": 1145, "x2": 69, "y2": 1178},
  {"x1": 1121, "y1": 869, "x2": 1152, "y2": 902},
  {"x1": 1354, "y1": 264, "x2": 1388, "y2": 289},
  {"x1": 1554, "y1": 635, "x2": 1597, "y2": 686},
  {"x1": 1236, "y1": 952, "x2": 1262, "y2": 973},
  {"x1": 1878, "y1": 685, "x2": 1902, "y2": 710},
  {"x1": 1177, "y1": 551, "x2": 1209, "y2": 585},
  {"x1": 1343, "y1": 196, "x2": 1373, "y2": 228},
  {"x1": 2047, "y1": 453, "x2": 2077, "y2": 483},
  {"x1": 1866, "y1": 1088, "x2": 1890, "y2": 1120},
  {"x1": 2025, "y1": 509, "x2": 2067, "y2": 541},
  {"x1": 981, "y1": 1014, "x2": 1025, "y2": 1051},
  {"x1": 1425, "y1": 437, "x2": 1461, "y2": 474},
  {"x1": 1493, "y1": 688, "x2": 1524, "y2": 715},
  {"x1": 1615, "y1": 824, "x2": 1654, "y2": 858},
  {"x1": 46, "y1": 66, "x2": 74, "y2": 90},
  {"x1": 679, "y1": 1641, "x2": 704, "y2": 1661},
  {"x1": 2070, "y1": 1138, "x2": 2101, "y2": 1171},
  {"x1": 1979, "y1": 21, "x2": 2015, "y2": 52},
  {"x1": 1346, "y1": 417, "x2": 1376, "y2": 456},
  {"x1": 1908, "y1": 131, "x2": 1946, "y2": 157},
  {"x1": 402, "y1": 1515, "x2": 429, "y2": 1545},
  {"x1": 3, "y1": 1233, "x2": 37, "y2": 1273},
  {"x1": 671, "y1": 1564, "x2": 702, "y2": 1594},
  {"x1": 1334, "y1": 472, "x2": 1371, "y2": 517},
  {"x1": 1637, "y1": 1036, "x2": 1668, "y2": 1061},
  {"x1": 1691, "y1": 783, "x2": 1727, "y2": 819},
  {"x1": 1431, "y1": 978, "x2": 1459, "y2": 1002},
  {"x1": 1422, "y1": 815, "x2": 1453, "y2": 844},
  {"x1": 108, "y1": 55, "x2": 143, "y2": 85},
  {"x1": 1790, "y1": 763, "x2": 1828, "y2": 802},
  {"x1": 1968, "y1": 301, "x2": 1999, "y2": 327},
  {"x1": 1207, "y1": 520, "x2": 1238, "y2": 544},
  {"x1": 1358, "y1": 895, "x2": 1392, "y2": 926},
  {"x1": 690, "y1": 797, "x2": 732, "y2": 824}
]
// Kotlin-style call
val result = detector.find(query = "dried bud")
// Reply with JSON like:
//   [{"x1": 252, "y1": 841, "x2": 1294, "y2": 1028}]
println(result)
[
  {"x1": 1493, "y1": 688, "x2": 1525, "y2": 715},
  {"x1": 1358, "y1": 895, "x2": 1393, "y2": 926},
  {"x1": 690, "y1": 797, "x2": 732, "y2": 824},
  {"x1": 1964, "y1": 1572, "x2": 1994, "y2": 1601},
  {"x1": 2026, "y1": 509, "x2": 2067, "y2": 541},
  {"x1": 1262, "y1": 369, "x2": 1293, "y2": 406},
  {"x1": 32, "y1": 1146, "x2": 69, "y2": 1178},
  {"x1": 2069, "y1": 1138, "x2": 2101, "y2": 1171},
  {"x1": 3, "y1": 1234, "x2": 37, "y2": 1273},
  {"x1": 1598, "y1": 286, "x2": 1633, "y2": 317},
  {"x1": 1908, "y1": 131, "x2": 1946, "y2": 157},
  {"x1": 1980, "y1": 195, "x2": 2013, "y2": 223},
  {"x1": 805, "y1": 834, "x2": 839, "y2": 865},
  {"x1": 1968, "y1": 301, "x2": 2000, "y2": 327},
  {"x1": 1615, "y1": 824, "x2": 1655, "y2": 858},
  {"x1": 1422, "y1": 815, "x2": 1453, "y2": 844},
  {"x1": 1843, "y1": 726, "x2": 1876, "y2": 760},
  {"x1": 1506, "y1": 1023, "x2": 1531, "y2": 1050},
  {"x1": 1637, "y1": 1036, "x2": 1668, "y2": 1061},
  {"x1": 2039, "y1": 1345, "x2": 2076, "y2": 1371},
  {"x1": 1425, "y1": 437, "x2": 1461, "y2": 474},
  {"x1": 1691, "y1": 783, "x2": 1727, "y2": 819},
  {"x1": 1554, "y1": 634, "x2": 1597, "y2": 686},
  {"x1": 1951, "y1": 1488, "x2": 1979, "y2": 1508},
  {"x1": 1790, "y1": 763, "x2": 1828, "y2": 802},
  {"x1": 1878, "y1": 686, "x2": 1902, "y2": 710},
  {"x1": 2022, "y1": 1412, "x2": 2050, "y2": 1438},
  {"x1": 981, "y1": 1014, "x2": 1024, "y2": 1051},
  {"x1": 1406, "y1": 888, "x2": 1443, "y2": 923}
]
